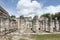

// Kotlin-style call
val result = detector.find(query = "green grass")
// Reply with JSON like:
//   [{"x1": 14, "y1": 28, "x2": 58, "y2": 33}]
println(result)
[
  {"x1": 31, "y1": 34, "x2": 60, "y2": 40},
  {"x1": 19, "y1": 38, "x2": 26, "y2": 40},
  {"x1": 8, "y1": 36, "x2": 12, "y2": 40}
]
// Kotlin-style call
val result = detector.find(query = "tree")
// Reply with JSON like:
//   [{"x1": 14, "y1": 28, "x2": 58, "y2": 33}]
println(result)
[
  {"x1": 55, "y1": 12, "x2": 60, "y2": 20},
  {"x1": 51, "y1": 14, "x2": 56, "y2": 20},
  {"x1": 10, "y1": 15, "x2": 16, "y2": 20},
  {"x1": 41, "y1": 13, "x2": 51, "y2": 19},
  {"x1": 10, "y1": 15, "x2": 16, "y2": 18}
]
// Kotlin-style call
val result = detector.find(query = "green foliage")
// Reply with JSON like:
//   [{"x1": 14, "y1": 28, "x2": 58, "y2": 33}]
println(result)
[
  {"x1": 51, "y1": 14, "x2": 56, "y2": 20},
  {"x1": 10, "y1": 15, "x2": 16, "y2": 18},
  {"x1": 20, "y1": 15, "x2": 24, "y2": 19},
  {"x1": 41, "y1": 12, "x2": 60, "y2": 20},
  {"x1": 41, "y1": 13, "x2": 51, "y2": 18},
  {"x1": 55, "y1": 12, "x2": 60, "y2": 20}
]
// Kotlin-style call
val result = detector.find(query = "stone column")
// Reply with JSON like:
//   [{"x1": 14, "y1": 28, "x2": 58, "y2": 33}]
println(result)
[
  {"x1": 0, "y1": 19, "x2": 1, "y2": 32},
  {"x1": 20, "y1": 18, "x2": 26, "y2": 33},
  {"x1": 55, "y1": 18, "x2": 59, "y2": 31},
  {"x1": 56, "y1": 21, "x2": 59, "y2": 31},
  {"x1": 42, "y1": 20, "x2": 45, "y2": 31},
  {"x1": 50, "y1": 19, "x2": 53, "y2": 32},
  {"x1": 10, "y1": 21, "x2": 16, "y2": 29},
  {"x1": 5, "y1": 19, "x2": 9, "y2": 30},
  {"x1": 39, "y1": 21, "x2": 43, "y2": 32},
  {"x1": 0, "y1": 18, "x2": 4, "y2": 32},
  {"x1": 16, "y1": 18, "x2": 20, "y2": 32},
  {"x1": 0, "y1": 18, "x2": 1, "y2": 32},
  {"x1": 36, "y1": 21, "x2": 39, "y2": 33},
  {"x1": 10, "y1": 21, "x2": 13, "y2": 29},
  {"x1": 40, "y1": 17, "x2": 45, "y2": 32},
  {"x1": 0, "y1": 18, "x2": 5, "y2": 35},
  {"x1": 45, "y1": 18, "x2": 49, "y2": 32},
  {"x1": 32, "y1": 16, "x2": 40, "y2": 33},
  {"x1": 0, "y1": 18, "x2": 2, "y2": 35}
]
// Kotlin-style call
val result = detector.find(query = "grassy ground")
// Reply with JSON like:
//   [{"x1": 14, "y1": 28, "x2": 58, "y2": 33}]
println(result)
[
  {"x1": 2, "y1": 34, "x2": 60, "y2": 40},
  {"x1": 31, "y1": 34, "x2": 60, "y2": 40},
  {"x1": 19, "y1": 38, "x2": 26, "y2": 40}
]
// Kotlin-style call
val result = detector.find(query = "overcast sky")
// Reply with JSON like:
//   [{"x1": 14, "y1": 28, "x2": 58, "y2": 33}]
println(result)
[{"x1": 0, "y1": 0, "x2": 60, "y2": 17}]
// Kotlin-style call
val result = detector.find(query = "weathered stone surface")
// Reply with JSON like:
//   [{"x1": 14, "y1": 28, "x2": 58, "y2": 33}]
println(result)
[{"x1": 1, "y1": 6, "x2": 60, "y2": 35}]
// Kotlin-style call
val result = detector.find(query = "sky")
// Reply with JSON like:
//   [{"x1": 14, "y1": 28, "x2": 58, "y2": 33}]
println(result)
[{"x1": 0, "y1": 0, "x2": 60, "y2": 17}]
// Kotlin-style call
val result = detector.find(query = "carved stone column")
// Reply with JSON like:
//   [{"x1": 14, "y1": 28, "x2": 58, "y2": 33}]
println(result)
[
  {"x1": 5, "y1": 18, "x2": 9, "y2": 30},
  {"x1": 45, "y1": 18, "x2": 49, "y2": 32},
  {"x1": 39, "y1": 21, "x2": 43, "y2": 32},
  {"x1": 42, "y1": 20, "x2": 45, "y2": 31},
  {"x1": 32, "y1": 16, "x2": 39, "y2": 33},
  {"x1": 0, "y1": 18, "x2": 4, "y2": 32},
  {"x1": 36, "y1": 20, "x2": 40, "y2": 33},
  {"x1": 50, "y1": 19, "x2": 53, "y2": 32},
  {"x1": 10, "y1": 21, "x2": 13, "y2": 29},
  {"x1": 16, "y1": 18, "x2": 20, "y2": 32},
  {"x1": 0, "y1": 18, "x2": 1, "y2": 32},
  {"x1": 0, "y1": 18, "x2": 5, "y2": 35},
  {"x1": 55, "y1": 18, "x2": 59, "y2": 31}
]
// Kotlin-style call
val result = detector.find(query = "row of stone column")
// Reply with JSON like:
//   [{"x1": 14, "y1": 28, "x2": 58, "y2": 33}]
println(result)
[
  {"x1": 0, "y1": 18, "x2": 9, "y2": 31},
  {"x1": 0, "y1": 18, "x2": 10, "y2": 35},
  {"x1": 41, "y1": 18, "x2": 60, "y2": 33},
  {"x1": 0, "y1": 18, "x2": 17, "y2": 35}
]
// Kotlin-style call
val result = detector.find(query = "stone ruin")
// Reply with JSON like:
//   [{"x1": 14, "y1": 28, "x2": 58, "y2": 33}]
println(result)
[
  {"x1": 0, "y1": 6, "x2": 17, "y2": 36},
  {"x1": 0, "y1": 6, "x2": 60, "y2": 35},
  {"x1": 17, "y1": 15, "x2": 60, "y2": 34}
]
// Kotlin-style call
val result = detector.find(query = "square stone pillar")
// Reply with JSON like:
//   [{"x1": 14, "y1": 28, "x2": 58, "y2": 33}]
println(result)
[
  {"x1": 5, "y1": 19, "x2": 10, "y2": 30},
  {"x1": 50, "y1": 20, "x2": 53, "y2": 32},
  {"x1": 0, "y1": 18, "x2": 5, "y2": 31},
  {"x1": 39, "y1": 21, "x2": 43, "y2": 32},
  {"x1": 10, "y1": 21, "x2": 13, "y2": 29},
  {"x1": 42, "y1": 21, "x2": 45, "y2": 31},
  {"x1": 45, "y1": 18, "x2": 49, "y2": 32},
  {"x1": 0, "y1": 18, "x2": 5, "y2": 35},
  {"x1": 36, "y1": 22, "x2": 40, "y2": 33},
  {"x1": 56, "y1": 20, "x2": 59, "y2": 31}
]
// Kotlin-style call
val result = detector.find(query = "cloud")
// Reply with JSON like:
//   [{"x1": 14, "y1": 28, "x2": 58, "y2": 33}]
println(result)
[
  {"x1": 17, "y1": 0, "x2": 42, "y2": 16},
  {"x1": 17, "y1": 0, "x2": 60, "y2": 17},
  {"x1": 35, "y1": 5, "x2": 60, "y2": 16},
  {"x1": 43, "y1": 5, "x2": 60, "y2": 14}
]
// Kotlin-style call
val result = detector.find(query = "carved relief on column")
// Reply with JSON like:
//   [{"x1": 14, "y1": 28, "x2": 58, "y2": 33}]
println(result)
[
  {"x1": 10, "y1": 20, "x2": 13, "y2": 29},
  {"x1": 50, "y1": 19, "x2": 53, "y2": 32},
  {"x1": 45, "y1": 18, "x2": 50, "y2": 32},
  {"x1": 55, "y1": 18, "x2": 59, "y2": 31},
  {"x1": 39, "y1": 17, "x2": 45, "y2": 32},
  {"x1": 5, "y1": 18, "x2": 10, "y2": 30},
  {"x1": 42, "y1": 20, "x2": 45, "y2": 31},
  {"x1": 0, "y1": 18, "x2": 5, "y2": 35},
  {"x1": 39, "y1": 21, "x2": 43, "y2": 32},
  {"x1": 16, "y1": 18, "x2": 20, "y2": 31},
  {"x1": 0, "y1": 18, "x2": 1, "y2": 32},
  {"x1": 10, "y1": 20, "x2": 16, "y2": 29},
  {"x1": 36, "y1": 20, "x2": 40, "y2": 33},
  {"x1": 19, "y1": 16, "x2": 26, "y2": 33},
  {"x1": 32, "y1": 16, "x2": 40, "y2": 33},
  {"x1": 0, "y1": 18, "x2": 5, "y2": 32}
]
